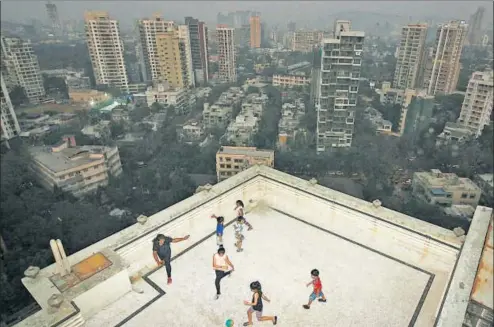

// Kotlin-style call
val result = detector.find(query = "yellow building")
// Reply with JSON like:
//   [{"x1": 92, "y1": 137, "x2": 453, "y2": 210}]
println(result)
[
  {"x1": 156, "y1": 31, "x2": 186, "y2": 89},
  {"x1": 272, "y1": 74, "x2": 310, "y2": 87},
  {"x1": 69, "y1": 89, "x2": 110, "y2": 104},
  {"x1": 249, "y1": 16, "x2": 261, "y2": 48},
  {"x1": 216, "y1": 146, "x2": 274, "y2": 181}
]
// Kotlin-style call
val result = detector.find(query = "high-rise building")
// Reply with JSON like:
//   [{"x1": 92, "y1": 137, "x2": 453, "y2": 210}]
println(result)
[
  {"x1": 235, "y1": 25, "x2": 251, "y2": 48},
  {"x1": 0, "y1": 75, "x2": 21, "y2": 140},
  {"x1": 45, "y1": 1, "x2": 62, "y2": 35},
  {"x1": 155, "y1": 28, "x2": 194, "y2": 89},
  {"x1": 137, "y1": 14, "x2": 175, "y2": 82},
  {"x1": 250, "y1": 15, "x2": 261, "y2": 48},
  {"x1": 315, "y1": 30, "x2": 365, "y2": 151},
  {"x1": 467, "y1": 7, "x2": 485, "y2": 45},
  {"x1": 457, "y1": 70, "x2": 493, "y2": 137},
  {"x1": 216, "y1": 25, "x2": 236, "y2": 83},
  {"x1": 1, "y1": 37, "x2": 45, "y2": 104},
  {"x1": 393, "y1": 23, "x2": 428, "y2": 90},
  {"x1": 423, "y1": 20, "x2": 468, "y2": 96},
  {"x1": 84, "y1": 11, "x2": 129, "y2": 92},
  {"x1": 185, "y1": 17, "x2": 209, "y2": 85},
  {"x1": 292, "y1": 30, "x2": 324, "y2": 52}
]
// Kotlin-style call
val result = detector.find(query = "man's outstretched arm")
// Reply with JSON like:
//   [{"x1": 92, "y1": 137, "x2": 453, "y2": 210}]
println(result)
[{"x1": 172, "y1": 235, "x2": 190, "y2": 243}]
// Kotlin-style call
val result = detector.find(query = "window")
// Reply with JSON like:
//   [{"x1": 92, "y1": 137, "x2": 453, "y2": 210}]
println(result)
[
  {"x1": 226, "y1": 164, "x2": 231, "y2": 169},
  {"x1": 469, "y1": 194, "x2": 476, "y2": 199},
  {"x1": 220, "y1": 164, "x2": 225, "y2": 168},
  {"x1": 461, "y1": 193, "x2": 468, "y2": 198},
  {"x1": 226, "y1": 157, "x2": 231, "y2": 162}
]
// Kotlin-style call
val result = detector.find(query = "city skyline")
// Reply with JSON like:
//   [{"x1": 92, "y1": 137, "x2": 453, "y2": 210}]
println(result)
[{"x1": 1, "y1": 1, "x2": 493, "y2": 28}]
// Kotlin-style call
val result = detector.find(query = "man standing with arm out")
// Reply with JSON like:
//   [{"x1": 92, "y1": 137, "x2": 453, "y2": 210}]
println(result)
[{"x1": 152, "y1": 234, "x2": 190, "y2": 285}]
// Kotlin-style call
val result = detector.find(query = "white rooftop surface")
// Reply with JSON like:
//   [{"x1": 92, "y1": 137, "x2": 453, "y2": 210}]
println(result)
[
  {"x1": 14, "y1": 166, "x2": 493, "y2": 327},
  {"x1": 87, "y1": 208, "x2": 432, "y2": 327}
]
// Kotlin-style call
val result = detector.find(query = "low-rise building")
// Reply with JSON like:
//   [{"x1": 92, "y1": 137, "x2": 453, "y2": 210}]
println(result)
[
  {"x1": 145, "y1": 82, "x2": 193, "y2": 114},
  {"x1": 438, "y1": 122, "x2": 472, "y2": 143},
  {"x1": 29, "y1": 136, "x2": 122, "y2": 197},
  {"x1": 272, "y1": 74, "x2": 310, "y2": 88},
  {"x1": 224, "y1": 112, "x2": 259, "y2": 146},
  {"x1": 179, "y1": 120, "x2": 205, "y2": 142},
  {"x1": 363, "y1": 107, "x2": 394, "y2": 135},
  {"x1": 202, "y1": 103, "x2": 232, "y2": 129},
  {"x1": 215, "y1": 146, "x2": 274, "y2": 181},
  {"x1": 81, "y1": 120, "x2": 111, "y2": 139},
  {"x1": 111, "y1": 108, "x2": 130, "y2": 123},
  {"x1": 412, "y1": 169, "x2": 482, "y2": 208},
  {"x1": 278, "y1": 99, "x2": 306, "y2": 149},
  {"x1": 69, "y1": 89, "x2": 111, "y2": 105}
]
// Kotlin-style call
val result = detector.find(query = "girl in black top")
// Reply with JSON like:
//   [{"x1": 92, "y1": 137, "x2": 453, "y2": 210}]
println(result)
[{"x1": 243, "y1": 281, "x2": 278, "y2": 326}]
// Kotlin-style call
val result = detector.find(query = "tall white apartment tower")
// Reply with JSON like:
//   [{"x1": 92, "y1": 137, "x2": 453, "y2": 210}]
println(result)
[
  {"x1": 137, "y1": 14, "x2": 175, "y2": 82},
  {"x1": 457, "y1": 70, "x2": 493, "y2": 137},
  {"x1": 1, "y1": 37, "x2": 45, "y2": 104},
  {"x1": 1, "y1": 75, "x2": 21, "y2": 140},
  {"x1": 316, "y1": 29, "x2": 365, "y2": 151},
  {"x1": 84, "y1": 11, "x2": 129, "y2": 92},
  {"x1": 216, "y1": 25, "x2": 237, "y2": 83},
  {"x1": 423, "y1": 20, "x2": 468, "y2": 95},
  {"x1": 393, "y1": 23, "x2": 428, "y2": 89}
]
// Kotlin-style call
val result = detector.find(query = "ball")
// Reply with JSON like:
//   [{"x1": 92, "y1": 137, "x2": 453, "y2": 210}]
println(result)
[{"x1": 225, "y1": 319, "x2": 234, "y2": 327}]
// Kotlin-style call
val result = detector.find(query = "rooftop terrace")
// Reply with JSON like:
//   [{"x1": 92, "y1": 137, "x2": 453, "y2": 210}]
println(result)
[{"x1": 14, "y1": 166, "x2": 493, "y2": 327}]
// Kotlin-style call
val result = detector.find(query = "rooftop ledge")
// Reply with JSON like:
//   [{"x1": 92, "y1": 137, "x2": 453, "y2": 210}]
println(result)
[{"x1": 14, "y1": 165, "x2": 492, "y2": 327}]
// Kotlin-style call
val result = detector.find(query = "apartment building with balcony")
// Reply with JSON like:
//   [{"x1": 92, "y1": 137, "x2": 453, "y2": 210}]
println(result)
[
  {"x1": 155, "y1": 28, "x2": 194, "y2": 89},
  {"x1": 438, "y1": 122, "x2": 472, "y2": 143},
  {"x1": 1, "y1": 75, "x2": 21, "y2": 141},
  {"x1": 363, "y1": 107, "x2": 394, "y2": 135},
  {"x1": 315, "y1": 30, "x2": 365, "y2": 151},
  {"x1": 457, "y1": 70, "x2": 493, "y2": 137},
  {"x1": 216, "y1": 25, "x2": 237, "y2": 83},
  {"x1": 224, "y1": 112, "x2": 259, "y2": 146},
  {"x1": 84, "y1": 11, "x2": 129, "y2": 92},
  {"x1": 412, "y1": 169, "x2": 482, "y2": 208},
  {"x1": 137, "y1": 14, "x2": 175, "y2": 82},
  {"x1": 202, "y1": 103, "x2": 232, "y2": 129},
  {"x1": 393, "y1": 23, "x2": 428, "y2": 89},
  {"x1": 29, "y1": 136, "x2": 122, "y2": 197},
  {"x1": 379, "y1": 87, "x2": 419, "y2": 108},
  {"x1": 292, "y1": 30, "x2": 323, "y2": 52},
  {"x1": 185, "y1": 17, "x2": 209, "y2": 85},
  {"x1": 1, "y1": 36, "x2": 45, "y2": 104},
  {"x1": 272, "y1": 74, "x2": 310, "y2": 88},
  {"x1": 423, "y1": 20, "x2": 468, "y2": 95},
  {"x1": 215, "y1": 146, "x2": 274, "y2": 181}
]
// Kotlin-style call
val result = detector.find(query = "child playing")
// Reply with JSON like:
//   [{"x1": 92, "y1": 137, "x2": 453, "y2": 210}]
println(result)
[
  {"x1": 303, "y1": 269, "x2": 327, "y2": 309},
  {"x1": 235, "y1": 200, "x2": 253, "y2": 231},
  {"x1": 243, "y1": 281, "x2": 278, "y2": 326},
  {"x1": 211, "y1": 214, "x2": 224, "y2": 246},
  {"x1": 233, "y1": 216, "x2": 245, "y2": 252}
]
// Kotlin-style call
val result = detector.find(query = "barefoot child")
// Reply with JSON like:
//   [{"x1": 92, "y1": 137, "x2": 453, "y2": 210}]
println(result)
[
  {"x1": 303, "y1": 269, "x2": 327, "y2": 309},
  {"x1": 234, "y1": 216, "x2": 245, "y2": 252},
  {"x1": 235, "y1": 200, "x2": 253, "y2": 231},
  {"x1": 152, "y1": 234, "x2": 190, "y2": 285},
  {"x1": 211, "y1": 214, "x2": 225, "y2": 246},
  {"x1": 243, "y1": 281, "x2": 278, "y2": 326},
  {"x1": 213, "y1": 247, "x2": 234, "y2": 299}
]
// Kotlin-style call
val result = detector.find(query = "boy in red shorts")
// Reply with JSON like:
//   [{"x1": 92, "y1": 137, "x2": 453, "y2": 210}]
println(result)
[{"x1": 303, "y1": 269, "x2": 327, "y2": 309}]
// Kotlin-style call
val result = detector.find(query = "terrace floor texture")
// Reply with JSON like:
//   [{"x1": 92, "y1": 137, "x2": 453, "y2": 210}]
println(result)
[{"x1": 87, "y1": 208, "x2": 432, "y2": 327}]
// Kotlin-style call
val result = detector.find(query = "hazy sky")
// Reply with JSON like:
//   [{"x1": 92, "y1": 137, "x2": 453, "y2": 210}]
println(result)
[{"x1": 1, "y1": 1, "x2": 493, "y2": 27}]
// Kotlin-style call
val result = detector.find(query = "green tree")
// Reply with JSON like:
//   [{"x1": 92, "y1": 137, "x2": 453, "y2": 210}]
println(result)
[{"x1": 8, "y1": 86, "x2": 28, "y2": 107}]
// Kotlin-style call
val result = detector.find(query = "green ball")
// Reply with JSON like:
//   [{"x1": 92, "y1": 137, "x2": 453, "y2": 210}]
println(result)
[{"x1": 225, "y1": 319, "x2": 234, "y2": 327}]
